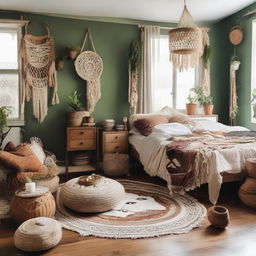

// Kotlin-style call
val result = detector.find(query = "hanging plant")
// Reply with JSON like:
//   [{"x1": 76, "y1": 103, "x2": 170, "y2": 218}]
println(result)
[
  {"x1": 0, "y1": 106, "x2": 11, "y2": 149},
  {"x1": 68, "y1": 45, "x2": 81, "y2": 60},
  {"x1": 202, "y1": 45, "x2": 211, "y2": 68},
  {"x1": 129, "y1": 39, "x2": 141, "y2": 72}
]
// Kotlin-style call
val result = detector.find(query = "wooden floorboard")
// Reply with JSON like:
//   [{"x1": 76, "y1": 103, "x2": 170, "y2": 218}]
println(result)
[{"x1": 1, "y1": 172, "x2": 256, "y2": 256}]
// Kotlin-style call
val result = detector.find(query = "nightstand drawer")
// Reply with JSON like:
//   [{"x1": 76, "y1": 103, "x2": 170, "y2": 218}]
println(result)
[
  {"x1": 68, "y1": 128, "x2": 96, "y2": 140},
  {"x1": 68, "y1": 139, "x2": 96, "y2": 150},
  {"x1": 104, "y1": 142, "x2": 127, "y2": 153},
  {"x1": 105, "y1": 133, "x2": 127, "y2": 143}
]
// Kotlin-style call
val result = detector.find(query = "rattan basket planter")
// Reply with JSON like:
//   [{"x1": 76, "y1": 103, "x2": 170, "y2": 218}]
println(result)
[
  {"x1": 14, "y1": 217, "x2": 62, "y2": 252},
  {"x1": 60, "y1": 176, "x2": 125, "y2": 213},
  {"x1": 10, "y1": 187, "x2": 56, "y2": 223}
]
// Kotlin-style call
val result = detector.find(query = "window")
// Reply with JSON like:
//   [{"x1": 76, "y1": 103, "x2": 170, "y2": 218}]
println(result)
[
  {"x1": 155, "y1": 34, "x2": 197, "y2": 111},
  {"x1": 251, "y1": 20, "x2": 256, "y2": 123},
  {"x1": 0, "y1": 24, "x2": 24, "y2": 125}
]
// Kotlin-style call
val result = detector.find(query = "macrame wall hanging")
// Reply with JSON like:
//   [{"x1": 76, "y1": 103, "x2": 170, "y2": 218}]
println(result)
[
  {"x1": 75, "y1": 29, "x2": 103, "y2": 113},
  {"x1": 20, "y1": 22, "x2": 59, "y2": 122},
  {"x1": 169, "y1": 0, "x2": 203, "y2": 71},
  {"x1": 229, "y1": 26, "x2": 243, "y2": 125}
]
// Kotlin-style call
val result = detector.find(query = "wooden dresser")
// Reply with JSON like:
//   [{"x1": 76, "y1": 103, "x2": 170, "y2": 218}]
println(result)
[{"x1": 66, "y1": 126, "x2": 99, "y2": 173}]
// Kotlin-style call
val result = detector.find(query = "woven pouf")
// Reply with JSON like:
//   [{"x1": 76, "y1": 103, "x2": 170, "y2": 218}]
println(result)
[
  {"x1": 14, "y1": 217, "x2": 62, "y2": 252},
  {"x1": 10, "y1": 186, "x2": 56, "y2": 223},
  {"x1": 60, "y1": 175, "x2": 125, "y2": 213},
  {"x1": 239, "y1": 178, "x2": 256, "y2": 208}
]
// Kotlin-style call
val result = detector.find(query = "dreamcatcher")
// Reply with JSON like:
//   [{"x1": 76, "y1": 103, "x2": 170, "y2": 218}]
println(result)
[
  {"x1": 20, "y1": 22, "x2": 59, "y2": 122},
  {"x1": 75, "y1": 29, "x2": 103, "y2": 113}
]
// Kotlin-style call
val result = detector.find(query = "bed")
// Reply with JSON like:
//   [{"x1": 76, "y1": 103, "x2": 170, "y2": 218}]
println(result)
[{"x1": 129, "y1": 108, "x2": 256, "y2": 204}]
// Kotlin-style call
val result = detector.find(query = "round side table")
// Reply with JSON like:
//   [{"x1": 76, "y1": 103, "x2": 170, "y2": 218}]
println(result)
[{"x1": 10, "y1": 186, "x2": 56, "y2": 223}]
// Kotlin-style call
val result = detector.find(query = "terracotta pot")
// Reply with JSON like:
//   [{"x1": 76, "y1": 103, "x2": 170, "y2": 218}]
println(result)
[
  {"x1": 207, "y1": 205, "x2": 230, "y2": 228},
  {"x1": 186, "y1": 103, "x2": 197, "y2": 115},
  {"x1": 203, "y1": 104, "x2": 214, "y2": 115},
  {"x1": 245, "y1": 158, "x2": 256, "y2": 178},
  {"x1": 239, "y1": 178, "x2": 256, "y2": 208},
  {"x1": 67, "y1": 111, "x2": 90, "y2": 127}
]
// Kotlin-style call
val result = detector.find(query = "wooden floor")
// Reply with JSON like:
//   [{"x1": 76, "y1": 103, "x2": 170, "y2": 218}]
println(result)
[{"x1": 1, "y1": 172, "x2": 256, "y2": 256}]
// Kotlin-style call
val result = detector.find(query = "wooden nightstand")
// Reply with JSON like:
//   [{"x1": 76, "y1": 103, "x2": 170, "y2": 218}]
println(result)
[
  {"x1": 101, "y1": 130, "x2": 129, "y2": 176},
  {"x1": 65, "y1": 126, "x2": 99, "y2": 173}
]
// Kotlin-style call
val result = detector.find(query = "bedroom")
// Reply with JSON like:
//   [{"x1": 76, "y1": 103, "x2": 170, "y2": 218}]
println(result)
[{"x1": 0, "y1": 0, "x2": 256, "y2": 255}]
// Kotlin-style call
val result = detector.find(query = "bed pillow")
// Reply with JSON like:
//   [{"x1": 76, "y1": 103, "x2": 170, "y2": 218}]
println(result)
[
  {"x1": 29, "y1": 140, "x2": 46, "y2": 164},
  {"x1": 134, "y1": 115, "x2": 169, "y2": 136},
  {"x1": 153, "y1": 123, "x2": 192, "y2": 136},
  {"x1": 169, "y1": 115, "x2": 196, "y2": 127}
]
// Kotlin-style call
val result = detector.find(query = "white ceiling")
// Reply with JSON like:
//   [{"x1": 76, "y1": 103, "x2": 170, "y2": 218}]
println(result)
[{"x1": 1, "y1": 0, "x2": 255, "y2": 24}]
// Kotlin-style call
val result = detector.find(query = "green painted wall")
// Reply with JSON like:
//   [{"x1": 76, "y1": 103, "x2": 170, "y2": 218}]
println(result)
[
  {"x1": 0, "y1": 11, "x2": 175, "y2": 160},
  {"x1": 210, "y1": 3, "x2": 256, "y2": 126}
]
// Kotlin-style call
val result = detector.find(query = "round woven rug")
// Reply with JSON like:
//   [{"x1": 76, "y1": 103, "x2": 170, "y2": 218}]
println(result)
[{"x1": 56, "y1": 180, "x2": 206, "y2": 239}]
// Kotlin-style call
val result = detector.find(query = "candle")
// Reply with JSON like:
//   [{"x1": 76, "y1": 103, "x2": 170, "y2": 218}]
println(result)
[{"x1": 25, "y1": 182, "x2": 36, "y2": 193}]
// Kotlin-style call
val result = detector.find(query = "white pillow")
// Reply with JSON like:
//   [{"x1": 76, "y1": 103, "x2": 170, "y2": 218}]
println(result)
[
  {"x1": 29, "y1": 141, "x2": 46, "y2": 164},
  {"x1": 152, "y1": 123, "x2": 192, "y2": 136}
]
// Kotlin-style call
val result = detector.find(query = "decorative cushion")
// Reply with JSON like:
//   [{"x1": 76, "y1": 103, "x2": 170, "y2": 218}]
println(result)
[
  {"x1": 14, "y1": 217, "x2": 62, "y2": 252},
  {"x1": 169, "y1": 115, "x2": 196, "y2": 127},
  {"x1": 60, "y1": 176, "x2": 125, "y2": 213},
  {"x1": 0, "y1": 144, "x2": 47, "y2": 180},
  {"x1": 134, "y1": 115, "x2": 169, "y2": 136}
]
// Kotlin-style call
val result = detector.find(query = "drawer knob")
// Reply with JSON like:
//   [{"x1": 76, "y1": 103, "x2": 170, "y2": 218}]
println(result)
[
  {"x1": 115, "y1": 136, "x2": 118, "y2": 139},
  {"x1": 80, "y1": 132, "x2": 84, "y2": 135},
  {"x1": 80, "y1": 142, "x2": 84, "y2": 145}
]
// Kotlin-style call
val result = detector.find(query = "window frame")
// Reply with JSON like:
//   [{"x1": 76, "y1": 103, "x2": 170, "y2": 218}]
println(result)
[
  {"x1": 251, "y1": 19, "x2": 256, "y2": 123},
  {"x1": 0, "y1": 23, "x2": 24, "y2": 126},
  {"x1": 159, "y1": 33, "x2": 198, "y2": 111}
]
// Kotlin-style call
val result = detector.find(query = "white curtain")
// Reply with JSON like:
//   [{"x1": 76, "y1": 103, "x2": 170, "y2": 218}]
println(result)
[
  {"x1": 198, "y1": 28, "x2": 211, "y2": 95},
  {"x1": 138, "y1": 25, "x2": 160, "y2": 113}
]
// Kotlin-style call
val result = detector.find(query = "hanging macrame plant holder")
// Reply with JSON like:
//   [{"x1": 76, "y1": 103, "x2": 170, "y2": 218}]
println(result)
[
  {"x1": 75, "y1": 30, "x2": 103, "y2": 113},
  {"x1": 20, "y1": 22, "x2": 59, "y2": 122},
  {"x1": 169, "y1": 1, "x2": 202, "y2": 70}
]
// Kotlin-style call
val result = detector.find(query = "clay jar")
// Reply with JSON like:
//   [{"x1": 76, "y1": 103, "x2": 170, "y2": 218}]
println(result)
[{"x1": 207, "y1": 205, "x2": 230, "y2": 228}]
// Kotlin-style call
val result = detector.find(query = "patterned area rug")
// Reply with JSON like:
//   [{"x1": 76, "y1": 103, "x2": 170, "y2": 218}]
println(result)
[{"x1": 56, "y1": 180, "x2": 206, "y2": 239}]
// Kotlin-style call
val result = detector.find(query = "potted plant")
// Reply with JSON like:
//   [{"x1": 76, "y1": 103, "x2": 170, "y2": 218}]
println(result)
[
  {"x1": 202, "y1": 95, "x2": 214, "y2": 115},
  {"x1": 251, "y1": 89, "x2": 256, "y2": 119},
  {"x1": 0, "y1": 106, "x2": 11, "y2": 149},
  {"x1": 67, "y1": 91, "x2": 89, "y2": 126},
  {"x1": 68, "y1": 45, "x2": 81, "y2": 60},
  {"x1": 186, "y1": 93, "x2": 197, "y2": 115}
]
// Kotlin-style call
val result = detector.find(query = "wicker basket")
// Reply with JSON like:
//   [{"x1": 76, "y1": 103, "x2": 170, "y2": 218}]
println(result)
[
  {"x1": 10, "y1": 189, "x2": 56, "y2": 223},
  {"x1": 103, "y1": 153, "x2": 129, "y2": 176},
  {"x1": 14, "y1": 217, "x2": 62, "y2": 252},
  {"x1": 239, "y1": 178, "x2": 256, "y2": 208}
]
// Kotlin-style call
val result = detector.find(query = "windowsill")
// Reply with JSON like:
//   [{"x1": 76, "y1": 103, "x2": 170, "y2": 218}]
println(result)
[{"x1": 7, "y1": 119, "x2": 25, "y2": 127}]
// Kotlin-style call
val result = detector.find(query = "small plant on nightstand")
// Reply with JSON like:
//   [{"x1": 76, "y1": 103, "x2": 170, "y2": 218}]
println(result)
[{"x1": 66, "y1": 91, "x2": 89, "y2": 127}]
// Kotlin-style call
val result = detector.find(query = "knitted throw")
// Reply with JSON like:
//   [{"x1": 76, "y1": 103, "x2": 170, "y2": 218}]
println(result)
[{"x1": 20, "y1": 34, "x2": 59, "y2": 122}]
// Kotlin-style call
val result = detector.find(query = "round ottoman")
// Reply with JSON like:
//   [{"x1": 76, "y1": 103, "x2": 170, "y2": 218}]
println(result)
[
  {"x1": 60, "y1": 175, "x2": 125, "y2": 213},
  {"x1": 10, "y1": 186, "x2": 56, "y2": 223},
  {"x1": 14, "y1": 217, "x2": 62, "y2": 252}
]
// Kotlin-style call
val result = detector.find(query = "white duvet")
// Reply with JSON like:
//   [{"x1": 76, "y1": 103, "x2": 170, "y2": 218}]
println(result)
[{"x1": 133, "y1": 120, "x2": 254, "y2": 204}]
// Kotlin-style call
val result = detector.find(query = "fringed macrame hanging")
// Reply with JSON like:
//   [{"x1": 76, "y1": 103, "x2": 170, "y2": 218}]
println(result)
[
  {"x1": 229, "y1": 60, "x2": 240, "y2": 125},
  {"x1": 169, "y1": 0, "x2": 202, "y2": 71},
  {"x1": 75, "y1": 30, "x2": 103, "y2": 113},
  {"x1": 20, "y1": 23, "x2": 59, "y2": 122}
]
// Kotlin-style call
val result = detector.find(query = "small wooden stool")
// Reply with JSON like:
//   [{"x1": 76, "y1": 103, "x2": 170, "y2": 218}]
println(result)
[
  {"x1": 10, "y1": 186, "x2": 56, "y2": 223},
  {"x1": 239, "y1": 158, "x2": 256, "y2": 208}
]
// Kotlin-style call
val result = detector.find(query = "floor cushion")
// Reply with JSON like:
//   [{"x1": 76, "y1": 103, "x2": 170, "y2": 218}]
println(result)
[
  {"x1": 14, "y1": 217, "x2": 62, "y2": 252},
  {"x1": 60, "y1": 175, "x2": 125, "y2": 213}
]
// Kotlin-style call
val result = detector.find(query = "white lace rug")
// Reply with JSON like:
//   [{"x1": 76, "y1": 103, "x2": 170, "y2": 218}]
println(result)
[{"x1": 56, "y1": 180, "x2": 206, "y2": 239}]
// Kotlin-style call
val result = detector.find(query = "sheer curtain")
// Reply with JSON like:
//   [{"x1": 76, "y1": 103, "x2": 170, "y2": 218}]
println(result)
[{"x1": 138, "y1": 25, "x2": 160, "y2": 113}]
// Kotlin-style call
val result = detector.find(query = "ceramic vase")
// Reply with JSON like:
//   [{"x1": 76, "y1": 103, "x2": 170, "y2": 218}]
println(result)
[{"x1": 207, "y1": 205, "x2": 230, "y2": 228}]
